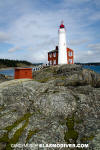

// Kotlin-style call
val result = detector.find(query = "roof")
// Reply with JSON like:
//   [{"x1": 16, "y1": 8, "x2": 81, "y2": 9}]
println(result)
[
  {"x1": 67, "y1": 48, "x2": 73, "y2": 51},
  {"x1": 48, "y1": 49, "x2": 58, "y2": 53},
  {"x1": 15, "y1": 68, "x2": 32, "y2": 70},
  {"x1": 48, "y1": 47, "x2": 73, "y2": 53},
  {"x1": 48, "y1": 46, "x2": 58, "y2": 53},
  {"x1": 60, "y1": 23, "x2": 64, "y2": 28}
]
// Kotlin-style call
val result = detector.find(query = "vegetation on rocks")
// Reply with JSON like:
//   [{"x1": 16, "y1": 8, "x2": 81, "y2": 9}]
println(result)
[
  {"x1": 64, "y1": 115, "x2": 78, "y2": 144},
  {"x1": 26, "y1": 128, "x2": 40, "y2": 143},
  {"x1": 33, "y1": 64, "x2": 100, "y2": 88},
  {"x1": 0, "y1": 64, "x2": 100, "y2": 150},
  {"x1": 0, "y1": 113, "x2": 32, "y2": 150}
]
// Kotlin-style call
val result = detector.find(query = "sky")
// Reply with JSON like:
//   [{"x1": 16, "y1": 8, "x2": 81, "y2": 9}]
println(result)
[{"x1": 0, "y1": 0, "x2": 100, "y2": 63}]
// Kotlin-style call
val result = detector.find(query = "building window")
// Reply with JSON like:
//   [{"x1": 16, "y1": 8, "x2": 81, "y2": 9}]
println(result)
[
  {"x1": 53, "y1": 52, "x2": 56, "y2": 57},
  {"x1": 69, "y1": 51, "x2": 72, "y2": 56},
  {"x1": 49, "y1": 53, "x2": 52, "y2": 58},
  {"x1": 69, "y1": 59, "x2": 72, "y2": 64},
  {"x1": 50, "y1": 60, "x2": 52, "y2": 65},
  {"x1": 53, "y1": 60, "x2": 56, "y2": 65}
]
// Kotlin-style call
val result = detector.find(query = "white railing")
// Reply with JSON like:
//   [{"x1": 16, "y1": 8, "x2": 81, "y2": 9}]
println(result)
[{"x1": 32, "y1": 65, "x2": 44, "y2": 71}]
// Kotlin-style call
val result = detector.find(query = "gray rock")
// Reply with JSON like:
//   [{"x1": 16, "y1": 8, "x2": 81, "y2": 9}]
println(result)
[
  {"x1": 91, "y1": 130, "x2": 100, "y2": 150},
  {"x1": 0, "y1": 65, "x2": 100, "y2": 150}
]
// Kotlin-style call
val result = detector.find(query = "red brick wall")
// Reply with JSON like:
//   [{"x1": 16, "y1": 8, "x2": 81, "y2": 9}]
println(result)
[
  {"x1": 67, "y1": 48, "x2": 74, "y2": 64},
  {"x1": 14, "y1": 68, "x2": 32, "y2": 79},
  {"x1": 48, "y1": 51, "x2": 58, "y2": 65},
  {"x1": 48, "y1": 47, "x2": 74, "y2": 65}
]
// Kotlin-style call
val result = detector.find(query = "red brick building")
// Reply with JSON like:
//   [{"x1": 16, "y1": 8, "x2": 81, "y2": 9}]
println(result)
[
  {"x1": 14, "y1": 68, "x2": 32, "y2": 79},
  {"x1": 48, "y1": 46, "x2": 74, "y2": 65},
  {"x1": 67, "y1": 48, "x2": 74, "y2": 64}
]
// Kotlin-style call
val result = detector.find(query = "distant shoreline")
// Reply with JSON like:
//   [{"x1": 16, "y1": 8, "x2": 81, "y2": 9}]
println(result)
[
  {"x1": 75, "y1": 63, "x2": 100, "y2": 66},
  {"x1": 0, "y1": 66, "x2": 34, "y2": 70},
  {"x1": 0, "y1": 67, "x2": 14, "y2": 70}
]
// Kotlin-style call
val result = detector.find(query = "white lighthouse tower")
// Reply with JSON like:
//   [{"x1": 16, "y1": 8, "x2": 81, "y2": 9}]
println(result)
[{"x1": 58, "y1": 22, "x2": 67, "y2": 64}]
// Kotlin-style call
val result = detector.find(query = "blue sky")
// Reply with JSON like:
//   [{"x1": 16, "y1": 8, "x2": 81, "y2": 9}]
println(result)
[{"x1": 0, "y1": 0, "x2": 100, "y2": 63}]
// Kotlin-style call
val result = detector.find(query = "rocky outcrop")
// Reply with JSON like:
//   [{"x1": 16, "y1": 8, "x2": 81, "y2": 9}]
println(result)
[
  {"x1": 0, "y1": 74, "x2": 7, "y2": 83},
  {"x1": 33, "y1": 64, "x2": 83, "y2": 82},
  {"x1": 0, "y1": 74, "x2": 13, "y2": 83},
  {"x1": 0, "y1": 65, "x2": 100, "y2": 150},
  {"x1": 33, "y1": 64, "x2": 100, "y2": 87}
]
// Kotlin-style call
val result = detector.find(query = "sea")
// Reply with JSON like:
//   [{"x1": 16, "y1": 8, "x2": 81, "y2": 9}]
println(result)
[
  {"x1": 83, "y1": 65, "x2": 100, "y2": 74},
  {"x1": 0, "y1": 69, "x2": 14, "y2": 76},
  {"x1": 0, "y1": 66, "x2": 100, "y2": 77}
]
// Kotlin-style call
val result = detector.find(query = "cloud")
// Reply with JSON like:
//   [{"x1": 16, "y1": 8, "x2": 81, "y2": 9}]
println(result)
[
  {"x1": 63, "y1": 0, "x2": 90, "y2": 5},
  {"x1": 6, "y1": 7, "x2": 93, "y2": 63},
  {"x1": 0, "y1": 0, "x2": 99, "y2": 63},
  {"x1": 0, "y1": 32, "x2": 10, "y2": 43},
  {"x1": 75, "y1": 50, "x2": 96, "y2": 63},
  {"x1": 70, "y1": 39, "x2": 89, "y2": 46},
  {"x1": 89, "y1": 11, "x2": 100, "y2": 21},
  {"x1": 94, "y1": 0, "x2": 100, "y2": 7},
  {"x1": 8, "y1": 47, "x2": 21, "y2": 53},
  {"x1": 88, "y1": 43, "x2": 100, "y2": 51},
  {"x1": 87, "y1": 50, "x2": 93, "y2": 55},
  {"x1": 74, "y1": 43, "x2": 100, "y2": 63},
  {"x1": 28, "y1": 47, "x2": 34, "y2": 51}
]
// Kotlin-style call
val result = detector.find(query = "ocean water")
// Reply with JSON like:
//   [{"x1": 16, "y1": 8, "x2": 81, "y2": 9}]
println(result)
[
  {"x1": 0, "y1": 66, "x2": 100, "y2": 76},
  {"x1": 0, "y1": 69, "x2": 14, "y2": 76},
  {"x1": 83, "y1": 65, "x2": 100, "y2": 74}
]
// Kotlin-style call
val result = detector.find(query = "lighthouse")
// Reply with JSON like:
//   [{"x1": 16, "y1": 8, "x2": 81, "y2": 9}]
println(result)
[
  {"x1": 48, "y1": 22, "x2": 74, "y2": 65},
  {"x1": 58, "y1": 22, "x2": 67, "y2": 64}
]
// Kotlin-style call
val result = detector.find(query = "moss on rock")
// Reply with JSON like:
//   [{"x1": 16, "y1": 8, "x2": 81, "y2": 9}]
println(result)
[
  {"x1": 0, "y1": 113, "x2": 32, "y2": 150},
  {"x1": 26, "y1": 128, "x2": 40, "y2": 143},
  {"x1": 81, "y1": 135, "x2": 95, "y2": 142},
  {"x1": 64, "y1": 115, "x2": 78, "y2": 144}
]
